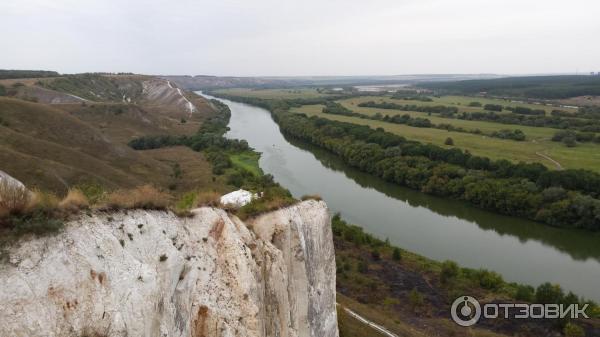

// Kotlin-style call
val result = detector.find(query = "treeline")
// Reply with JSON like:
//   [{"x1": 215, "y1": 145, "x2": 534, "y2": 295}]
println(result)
[
  {"x1": 420, "y1": 75, "x2": 600, "y2": 99},
  {"x1": 390, "y1": 91, "x2": 433, "y2": 101},
  {"x1": 326, "y1": 101, "x2": 526, "y2": 141},
  {"x1": 358, "y1": 101, "x2": 458, "y2": 115},
  {"x1": 552, "y1": 106, "x2": 600, "y2": 120},
  {"x1": 456, "y1": 111, "x2": 600, "y2": 132},
  {"x1": 129, "y1": 99, "x2": 249, "y2": 174},
  {"x1": 0, "y1": 69, "x2": 60, "y2": 80},
  {"x1": 273, "y1": 112, "x2": 600, "y2": 230},
  {"x1": 552, "y1": 130, "x2": 600, "y2": 147}
]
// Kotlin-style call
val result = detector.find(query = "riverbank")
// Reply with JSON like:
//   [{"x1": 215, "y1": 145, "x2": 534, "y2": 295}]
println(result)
[{"x1": 202, "y1": 91, "x2": 600, "y2": 302}]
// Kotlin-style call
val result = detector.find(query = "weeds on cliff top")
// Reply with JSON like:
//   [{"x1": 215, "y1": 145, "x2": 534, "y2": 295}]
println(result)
[
  {"x1": 301, "y1": 194, "x2": 322, "y2": 201},
  {"x1": 235, "y1": 186, "x2": 295, "y2": 220},
  {"x1": 102, "y1": 185, "x2": 171, "y2": 210}
]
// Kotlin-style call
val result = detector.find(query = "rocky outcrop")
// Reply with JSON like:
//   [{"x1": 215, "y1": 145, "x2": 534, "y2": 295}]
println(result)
[
  {"x1": 0, "y1": 200, "x2": 338, "y2": 337},
  {"x1": 142, "y1": 78, "x2": 196, "y2": 116}
]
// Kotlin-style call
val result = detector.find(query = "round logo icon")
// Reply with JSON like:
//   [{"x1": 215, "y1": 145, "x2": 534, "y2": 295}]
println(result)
[{"x1": 451, "y1": 296, "x2": 481, "y2": 327}]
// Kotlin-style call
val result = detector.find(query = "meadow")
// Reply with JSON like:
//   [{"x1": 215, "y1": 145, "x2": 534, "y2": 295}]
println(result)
[{"x1": 292, "y1": 104, "x2": 600, "y2": 172}]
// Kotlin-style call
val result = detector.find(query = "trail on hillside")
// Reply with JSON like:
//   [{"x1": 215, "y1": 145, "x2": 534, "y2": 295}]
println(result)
[
  {"x1": 338, "y1": 303, "x2": 402, "y2": 337},
  {"x1": 536, "y1": 151, "x2": 563, "y2": 170}
]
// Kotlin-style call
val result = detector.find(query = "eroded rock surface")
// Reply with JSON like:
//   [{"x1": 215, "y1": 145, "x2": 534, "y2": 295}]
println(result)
[{"x1": 0, "y1": 200, "x2": 338, "y2": 337}]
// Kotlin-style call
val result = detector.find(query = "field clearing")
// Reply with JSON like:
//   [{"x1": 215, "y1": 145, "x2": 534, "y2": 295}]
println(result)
[
  {"x1": 292, "y1": 105, "x2": 600, "y2": 172},
  {"x1": 337, "y1": 97, "x2": 559, "y2": 139},
  {"x1": 343, "y1": 95, "x2": 577, "y2": 115},
  {"x1": 214, "y1": 87, "x2": 332, "y2": 99},
  {"x1": 230, "y1": 151, "x2": 263, "y2": 176}
]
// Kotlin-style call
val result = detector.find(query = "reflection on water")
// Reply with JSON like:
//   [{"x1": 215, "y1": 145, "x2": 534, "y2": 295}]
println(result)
[{"x1": 200, "y1": 92, "x2": 600, "y2": 302}]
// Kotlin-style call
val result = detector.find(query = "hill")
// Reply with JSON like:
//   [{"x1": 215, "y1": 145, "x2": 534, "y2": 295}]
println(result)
[{"x1": 0, "y1": 74, "x2": 220, "y2": 195}]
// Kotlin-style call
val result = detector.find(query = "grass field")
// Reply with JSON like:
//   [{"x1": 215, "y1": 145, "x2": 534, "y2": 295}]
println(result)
[
  {"x1": 338, "y1": 97, "x2": 560, "y2": 139},
  {"x1": 345, "y1": 95, "x2": 577, "y2": 115},
  {"x1": 230, "y1": 151, "x2": 263, "y2": 176},
  {"x1": 292, "y1": 104, "x2": 600, "y2": 172},
  {"x1": 214, "y1": 87, "x2": 333, "y2": 99}
]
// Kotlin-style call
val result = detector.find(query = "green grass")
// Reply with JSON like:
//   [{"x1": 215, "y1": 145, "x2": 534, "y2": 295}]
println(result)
[
  {"x1": 343, "y1": 95, "x2": 576, "y2": 115},
  {"x1": 292, "y1": 104, "x2": 600, "y2": 172},
  {"x1": 339, "y1": 97, "x2": 560, "y2": 139},
  {"x1": 214, "y1": 87, "x2": 333, "y2": 100},
  {"x1": 229, "y1": 151, "x2": 262, "y2": 176}
]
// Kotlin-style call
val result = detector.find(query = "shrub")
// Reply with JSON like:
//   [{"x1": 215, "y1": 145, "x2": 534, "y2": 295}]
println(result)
[
  {"x1": 515, "y1": 284, "x2": 535, "y2": 301},
  {"x1": 564, "y1": 322, "x2": 585, "y2": 337},
  {"x1": 408, "y1": 288, "x2": 425, "y2": 312},
  {"x1": 440, "y1": 260, "x2": 459, "y2": 284},
  {"x1": 301, "y1": 194, "x2": 322, "y2": 201},
  {"x1": 444, "y1": 137, "x2": 454, "y2": 146},
  {"x1": 195, "y1": 190, "x2": 221, "y2": 207},
  {"x1": 159, "y1": 254, "x2": 168, "y2": 262},
  {"x1": 104, "y1": 185, "x2": 171, "y2": 210},
  {"x1": 392, "y1": 247, "x2": 402, "y2": 261},
  {"x1": 0, "y1": 179, "x2": 30, "y2": 217},
  {"x1": 59, "y1": 189, "x2": 89, "y2": 213},
  {"x1": 27, "y1": 190, "x2": 60, "y2": 213}
]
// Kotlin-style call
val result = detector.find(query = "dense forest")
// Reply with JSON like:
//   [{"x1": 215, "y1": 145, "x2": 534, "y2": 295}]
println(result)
[
  {"x1": 212, "y1": 93, "x2": 600, "y2": 231},
  {"x1": 0, "y1": 69, "x2": 60, "y2": 80},
  {"x1": 420, "y1": 75, "x2": 600, "y2": 99}
]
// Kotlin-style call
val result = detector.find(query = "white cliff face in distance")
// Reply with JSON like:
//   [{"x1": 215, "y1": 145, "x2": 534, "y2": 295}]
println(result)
[{"x1": 0, "y1": 200, "x2": 338, "y2": 337}]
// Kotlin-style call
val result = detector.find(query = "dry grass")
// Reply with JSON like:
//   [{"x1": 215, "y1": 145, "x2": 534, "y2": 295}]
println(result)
[
  {"x1": 58, "y1": 189, "x2": 89, "y2": 213},
  {"x1": 196, "y1": 191, "x2": 222, "y2": 207},
  {"x1": 26, "y1": 190, "x2": 60, "y2": 213},
  {"x1": 103, "y1": 185, "x2": 171, "y2": 210},
  {"x1": 301, "y1": 194, "x2": 322, "y2": 201},
  {"x1": 0, "y1": 179, "x2": 30, "y2": 217}
]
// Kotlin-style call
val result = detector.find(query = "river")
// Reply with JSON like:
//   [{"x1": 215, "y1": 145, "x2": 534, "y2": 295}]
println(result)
[{"x1": 199, "y1": 92, "x2": 600, "y2": 302}]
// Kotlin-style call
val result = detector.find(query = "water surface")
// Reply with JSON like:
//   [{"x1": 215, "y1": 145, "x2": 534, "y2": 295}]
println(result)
[{"x1": 200, "y1": 92, "x2": 600, "y2": 301}]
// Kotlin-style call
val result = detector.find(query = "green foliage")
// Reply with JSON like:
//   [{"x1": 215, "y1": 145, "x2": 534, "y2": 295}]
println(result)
[
  {"x1": 408, "y1": 288, "x2": 425, "y2": 312},
  {"x1": 358, "y1": 101, "x2": 458, "y2": 115},
  {"x1": 392, "y1": 247, "x2": 402, "y2": 261},
  {"x1": 444, "y1": 137, "x2": 454, "y2": 146},
  {"x1": 76, "y1": 182, "x2": 106, "y2": 204},
  {"x1": 564, "y1": 322, "x2": 585, "y2": 337},
  {"x1": 422, "y1": 75, "x2": 600, "y2": 99},
  {"x1": 0, "y1": 69, "x2": 60, "y2": 80},
  {"x1": 514, "y1": 284, "x2": 535, "y2": 301},
  {"x1": 484, "y1": 104, "x2": 503, "y2": 112},
  {"x1": 0, "y1": 84, "x2": 6, "y2": 96},
  {"x1": 274, "y1": 111, "x2": 600, "y2": 230},
  {"x1": 440, "y1": 260, "x2": 459, "y2": 284},
  {"x1": 535, "y1": 282, "x2": 565, "y2": 304},
  {"x1": 490, "y1": 129, "x2": 526, "y2": 141}
]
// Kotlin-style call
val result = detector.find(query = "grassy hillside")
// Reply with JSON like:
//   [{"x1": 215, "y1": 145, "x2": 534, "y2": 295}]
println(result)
[{"x1": 0, "y1": 78, "x2": 218, "y2": 195}]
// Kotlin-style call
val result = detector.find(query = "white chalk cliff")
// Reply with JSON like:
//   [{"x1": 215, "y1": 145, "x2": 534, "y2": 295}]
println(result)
[{"x1": 0, "y1": 200, "x2": 338, "y2": 337}]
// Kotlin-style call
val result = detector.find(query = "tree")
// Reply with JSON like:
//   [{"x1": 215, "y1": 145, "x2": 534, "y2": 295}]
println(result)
[
  {"x1": 444, "y1": 137, "x2": 454, "y2": 146},
  {"x1": 564, "y1": 322, "x2": 585, "y2": 337},
  {"x1": 563, "y1": 136, "x2": 577, "y2": 147},
  {"x1": 392, "y1": 247, "x2": 402, "y2": 261},
  {"x1": 409, "y1": 288, "x2": 425, "y2": 313}
]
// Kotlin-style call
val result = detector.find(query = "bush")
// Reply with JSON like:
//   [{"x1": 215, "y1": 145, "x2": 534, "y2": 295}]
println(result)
[
  {"x1": 103, "y1": 185, "x2": 171, "y2": 210},
  {"x1": 195, "y1": 191, "x2": 221, "y2": 207},
  {"x1": 444, "y1": 137, "x2": 454, "y2": 146},
  {"x1": 564, "y1": 322, "x2": 585, "y2": 337},
  {"x1": 0, "y1": 179, "x2": 30, "y2": 217},
  {"x1": 515, "y1": 284, "x2": 535, "y2": 301},
  {"x1": 58, "y1": 189, "x2": 89, "y2": 213},
  {"x1": 392, "y1": 247, "x2": 402, "y2": 261},
  {"x1": 440, "y1": 260, "x2": 459, "y2": 284},
  {"x1": 301, "y1": 194, "x2": 322, "y2": 201}
]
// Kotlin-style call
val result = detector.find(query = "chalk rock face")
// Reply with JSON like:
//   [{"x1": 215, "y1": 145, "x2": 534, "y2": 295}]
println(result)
[{"x1": 0, "y1": 200, "x2": 338, "y2": 337}]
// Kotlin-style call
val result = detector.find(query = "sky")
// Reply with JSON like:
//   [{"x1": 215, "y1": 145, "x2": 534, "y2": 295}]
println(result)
[{"x1": 1, "y1": 0, "x2": 599, "y2": 76}]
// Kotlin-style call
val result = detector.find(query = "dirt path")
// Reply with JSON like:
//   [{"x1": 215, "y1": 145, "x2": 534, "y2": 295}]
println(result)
[
  {"x1": 338, "y1": 303, "x2": 401, "y2": 337},
  {"x1": 535, "y1": 151, "x2": 563, "y2": 170}
]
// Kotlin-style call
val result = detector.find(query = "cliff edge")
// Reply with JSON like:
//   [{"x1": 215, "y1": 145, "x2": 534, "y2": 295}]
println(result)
[{"x1": 0, "y1": 200, "x2": 338, "y2": 337}]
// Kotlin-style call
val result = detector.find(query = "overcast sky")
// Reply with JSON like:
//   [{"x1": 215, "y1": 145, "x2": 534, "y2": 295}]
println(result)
[{"x1": 1, "y1": 0, "x2": 599, "y2": 76}]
